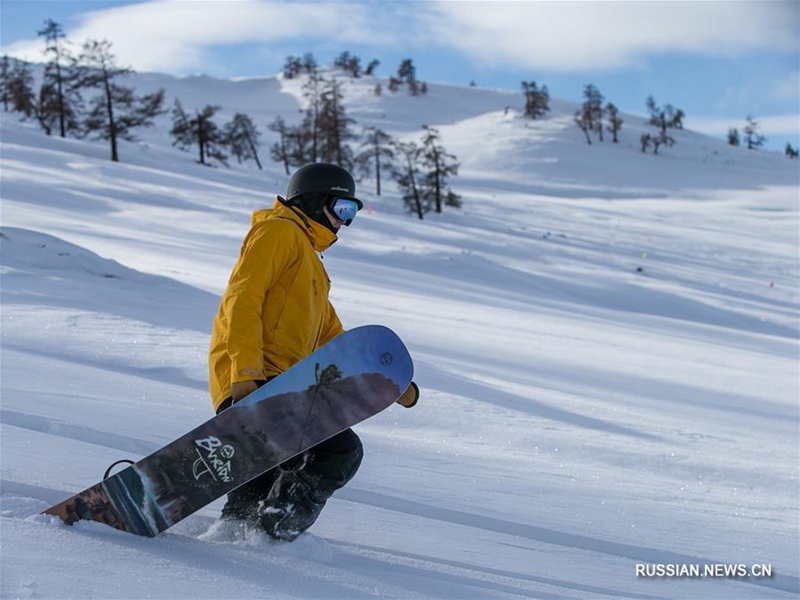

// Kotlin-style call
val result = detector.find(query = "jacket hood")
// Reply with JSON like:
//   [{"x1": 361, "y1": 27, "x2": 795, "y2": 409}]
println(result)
[{"x1": 251, "y1": 198, "x2": 337, "y2": 253}]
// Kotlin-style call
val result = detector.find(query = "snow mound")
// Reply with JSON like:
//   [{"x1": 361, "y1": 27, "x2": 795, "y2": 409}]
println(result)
[{"x1": 1, "y1": 227, "x2": 137, "y2": 280}]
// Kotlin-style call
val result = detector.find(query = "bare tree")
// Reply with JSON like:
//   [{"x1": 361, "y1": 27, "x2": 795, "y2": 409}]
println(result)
[
  {"x1": 420, "y1": 125, "x2": 460, "y2": 213},
  {"x1": 391, "y1": 140, "x2": 425, "y2": 219},
  {"x1": 37, "y1": 19, "x2": 82, "y2": 138},
  {"x1": 356, "y1": 127, "x2": 394, "y2": 196},
  {"x1": 170, "y1": 100, "x2": 228, "y2": 166},
  {"x1": 269, "y1": 116, "x2": 292, "y2": 175},
  {"x1": 225, "y1": 113, "x2": 262, "y2": 169},
  {"x1": 77, "y1": 39, "x2": 165, "y2": 162}
]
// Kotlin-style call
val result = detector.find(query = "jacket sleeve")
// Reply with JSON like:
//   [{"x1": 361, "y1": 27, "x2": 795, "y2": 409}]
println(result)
[
  {"x1": 318, "y1": 299, "x2": 345, "y2": 347},
  {"x1": 223, "y1": 223, "x2": 296, "y2": 383}
]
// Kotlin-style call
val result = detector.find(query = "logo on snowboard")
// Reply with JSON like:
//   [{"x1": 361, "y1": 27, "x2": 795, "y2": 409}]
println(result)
[{"x1": 193, "y1": 436, "x2": 235, "y2": 484}]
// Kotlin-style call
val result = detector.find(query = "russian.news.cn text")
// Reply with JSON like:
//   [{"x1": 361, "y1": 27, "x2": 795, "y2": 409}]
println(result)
[{"x1": 636, "y1": 563, "x2": 773, "y2": 578}]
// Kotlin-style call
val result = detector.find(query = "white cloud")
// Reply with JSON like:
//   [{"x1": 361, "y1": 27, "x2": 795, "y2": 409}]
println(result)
[
  {"x1": 418, "y1": 1, "x2": 800, "y2": 72},
  {"x1": 3, "y1": 0, "x2": 797, "y2": 75},
  {"x1": 2, "y1": 0, "x2": 383, "y2": 73}
]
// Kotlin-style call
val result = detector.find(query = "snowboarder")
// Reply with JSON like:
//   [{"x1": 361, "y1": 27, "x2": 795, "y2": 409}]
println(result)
[{"x1": 208, "y1": 162, "x2": 419, "y2": 541}]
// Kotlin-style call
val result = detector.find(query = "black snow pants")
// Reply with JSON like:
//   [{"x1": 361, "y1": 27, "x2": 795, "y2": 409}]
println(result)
[{"x1": 215, "y1": 393, "x2": 363, "y2": 540}]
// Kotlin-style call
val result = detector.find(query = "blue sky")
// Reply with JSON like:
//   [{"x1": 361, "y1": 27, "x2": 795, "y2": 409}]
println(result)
[{"x1": 2, "y1": 0, "x2": 798, "y2": 151}]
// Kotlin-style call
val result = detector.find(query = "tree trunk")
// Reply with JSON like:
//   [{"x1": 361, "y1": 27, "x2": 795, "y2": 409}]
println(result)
[
  {"x1": 408, "y1": 158, "x2": 423, "y2": 220},
  {"x1": 198, "y1": 115, "x2": 206, "y2": 165},
  {"x1": 376, "y1": 153, "x2": 381, "y2": 196},
  {"x1": 102, "y1": 68, "x2": 119, "y2": 162},
  {"x1": 55, "y1": 61, "x2": 66, "y2": 138},
  {"x1": 245, "y1": 130, "x2": 262, "y2": 170}
]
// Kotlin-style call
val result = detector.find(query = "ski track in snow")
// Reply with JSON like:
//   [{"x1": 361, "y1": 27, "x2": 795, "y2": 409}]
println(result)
[{"x1": 1, "y1": 70, "x2": 798, "y2": 599}]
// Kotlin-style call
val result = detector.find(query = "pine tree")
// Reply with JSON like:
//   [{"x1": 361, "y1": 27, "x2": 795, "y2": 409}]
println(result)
[
  {"x1": 6, "y1": 60, "x2": 37, "y2": 118},
  {"x1": 391, "y1": 140, "x2": 425, "y2": 219},
  {"x1": 334, "y1": 51, "x2": 361, "y2": 77},
  {"x1": 301, "y1": 53, "x2": 317, "y2": 74},
  {"x1": 398, "y1": 59, "x2": 416, "y2": 84},
  {"x1": 35, "y1": 80, "x2": 80, "y2": 136},
  {"x1": 646, "y1": 96, "x2": 683, "y2": 136},
  {"x1": 282, "y1": 55, "x2": 302, "y2": 79},
  {"x1": 301, "y1": 71, "x2": 324, "y2": 163},
  {"x1": 645, "y1": 95, "x2": 678, "y2": 151},
  {"x1": 582, "y1": 84, "x2": 605, "y2": 141},
  {"x1": 225, "y1": 113, "x2": 262, "y2": 169},
  {"x1": 277, "y1": 75, "x2": 359, "y2": 170},
  {"x1": 170, "y1": 100, "x2": 227, "y2": 166},
  {"x1": 420, "y1": 125, "x2": 460, "y2": 213},
  {"x1": 727, "y1": 127, "x2": 740, "y2": 146},
  {"x1": 285, "y1": 124, "x2": 313, "y2": 168},
  {"x1": 268, "y1": 116, "x2": 292, "y2": 175},
  {"x1": 395, "y1": 59, "x2": 424, "y2": 95},
  {"x1": 574, "y1": 106, "x2": 593, "y2": 145},
  {"x1": 640, "y1": 132, "x2": 672, "y2": 155},
  {"x1": 605, "y1": 102, "x2": 623, "y2": 143},
  {"x1": 668, "y1": 108, "x2": 685, "y2": 129},
  {"x1": 640, "y1": 133, "x2": 652, "y2": 153},
  {"x1": 37, "y1": 18, "x2": 83, "y2": 138},
  {"x1": 317, "y1": 78, "x2": 357, "y2": 169},
  {"x1": 77, "y1": 39, "x2": 165, "y2": 162},
  {"x1": 743, "y1": 115, "x2": 766, "y2": 150},
  {"x1": 1, "y1": 56, "x2": 10, "y2": 112},
  {"x1": 365, "y1": 59, "x2": 380, "y2": 76},
  {"x1": 645, "y1": 96, "x2": 666, "y2": 135},
  {"x1": 521, "y1": 81, "x2": 550, "y2": 119},
  {"x1": 356, "y1": 127, "x2": 394, "y2": 196}
]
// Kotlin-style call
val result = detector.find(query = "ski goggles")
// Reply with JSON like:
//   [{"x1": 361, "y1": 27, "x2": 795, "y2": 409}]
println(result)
[{"x1": 328, "y1": 198, "x2": 361, "y2": 226}]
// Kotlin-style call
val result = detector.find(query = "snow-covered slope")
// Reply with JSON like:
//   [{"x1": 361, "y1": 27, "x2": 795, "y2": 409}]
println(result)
[{"x1": 1, "y1": 71, "x2": 798, "y2": 599}]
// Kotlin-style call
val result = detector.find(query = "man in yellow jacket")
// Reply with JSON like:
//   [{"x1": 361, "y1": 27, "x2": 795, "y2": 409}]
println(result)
[{"x1": 209, "y1": 163, "x2": 417, "y2": 541}]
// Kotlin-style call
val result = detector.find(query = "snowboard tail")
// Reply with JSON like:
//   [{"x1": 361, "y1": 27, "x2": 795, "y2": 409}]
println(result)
[{"x1": 43, "y1": 325, "x2": 413, "y2": 537}]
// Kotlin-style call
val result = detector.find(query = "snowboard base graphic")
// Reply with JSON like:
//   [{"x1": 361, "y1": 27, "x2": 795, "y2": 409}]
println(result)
[{"x1": 43, "y1": 325, "x2": 413, "y2": 536}]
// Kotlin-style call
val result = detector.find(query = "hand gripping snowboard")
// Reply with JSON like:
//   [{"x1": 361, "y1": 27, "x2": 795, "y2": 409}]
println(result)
[{"x1": 43, "y1": 325, "x2": 413, "y2": 537}]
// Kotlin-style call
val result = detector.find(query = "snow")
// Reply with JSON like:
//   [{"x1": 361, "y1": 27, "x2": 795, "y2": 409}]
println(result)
[{"x1": 1, "y1": 70, "x2": 798, "y2": 599}]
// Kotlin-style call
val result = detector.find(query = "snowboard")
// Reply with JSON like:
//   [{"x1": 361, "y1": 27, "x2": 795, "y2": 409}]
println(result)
[{"x1": 42, "y1": 325, "x2": 413, "y2": 537}]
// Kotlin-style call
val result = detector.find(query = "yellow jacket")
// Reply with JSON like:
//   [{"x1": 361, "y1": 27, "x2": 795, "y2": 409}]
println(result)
[{"x1": 208, "y1": 199, "x2": 345, "y2": 409}]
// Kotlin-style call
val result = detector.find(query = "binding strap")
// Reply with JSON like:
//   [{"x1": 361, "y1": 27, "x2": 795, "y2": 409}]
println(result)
[{"x1": 103, "y1": 459, "x2": 135, "y2": 479}]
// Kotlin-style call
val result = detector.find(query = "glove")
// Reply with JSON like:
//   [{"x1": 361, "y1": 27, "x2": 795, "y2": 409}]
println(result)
[
  {"x1": 231, "y1": 380, "x2": 259, "y2": 402},
  {"x1": 396, "y1": 382, "x2": 419, "y2": 408}
]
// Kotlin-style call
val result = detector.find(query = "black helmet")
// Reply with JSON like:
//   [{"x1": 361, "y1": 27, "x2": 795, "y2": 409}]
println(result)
[{"x1": 286, "y1": 163, "x2": 363, "y2": 209}]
